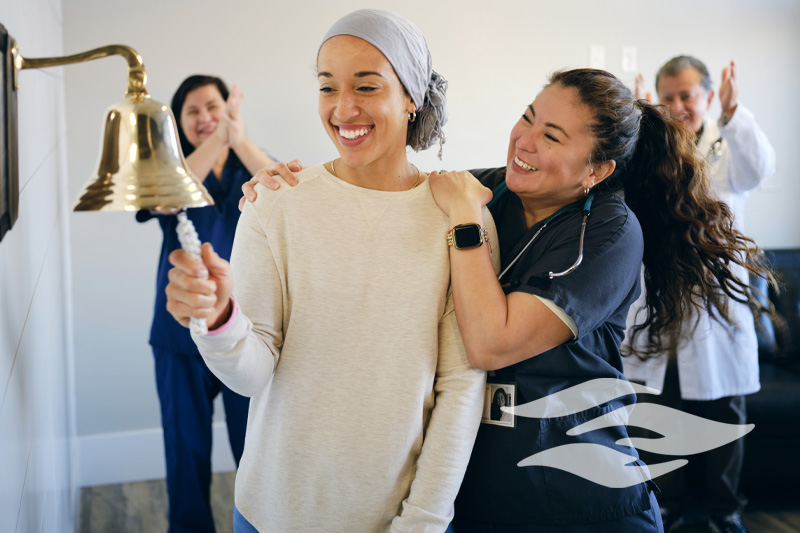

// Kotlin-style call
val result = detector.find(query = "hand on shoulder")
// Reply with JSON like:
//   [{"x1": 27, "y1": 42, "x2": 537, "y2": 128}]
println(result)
[
  {"x1": 239, "y1": 160, "x2": 304, "y2": 211},
  {"x1": 429, "y1": 170, "x2": 492, "y2": 221}
]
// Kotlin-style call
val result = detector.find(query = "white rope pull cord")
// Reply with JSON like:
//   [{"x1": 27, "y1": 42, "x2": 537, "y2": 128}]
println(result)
[{"x1": 176, "y1": 210, "x2": 208, "y2": 336}]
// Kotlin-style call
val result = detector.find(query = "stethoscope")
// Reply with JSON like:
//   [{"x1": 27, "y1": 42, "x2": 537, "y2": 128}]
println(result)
[
  {"x1": 488, "y1": 180, "x2": 595, "y2": 282},
  {"x1": 707, "y1": 137, "x2": 724, "y2": 163}
]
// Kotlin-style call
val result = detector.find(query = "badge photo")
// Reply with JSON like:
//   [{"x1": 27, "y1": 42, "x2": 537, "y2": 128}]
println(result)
[{"x1": 482, "y1": 383, "x2": 515, "y2": 428}]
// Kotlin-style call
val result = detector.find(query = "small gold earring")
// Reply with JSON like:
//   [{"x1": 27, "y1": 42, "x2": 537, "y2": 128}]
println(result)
[
  {"x1": 409, "y1": 111, "x2": 417, "y2": 123},
  {"x1": 583, "y1": 186, "x2": 591, "y2": 197}
]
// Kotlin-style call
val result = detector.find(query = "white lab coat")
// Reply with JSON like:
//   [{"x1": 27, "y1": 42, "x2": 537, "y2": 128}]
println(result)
[{"x1": 623, "y1": 104, "x2": 776, "y2": 400}]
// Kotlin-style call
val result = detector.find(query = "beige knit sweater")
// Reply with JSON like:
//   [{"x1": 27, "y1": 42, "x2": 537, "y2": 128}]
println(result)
[{"x1": 193, "y1": 164, "x2": 499, "y2": 532}]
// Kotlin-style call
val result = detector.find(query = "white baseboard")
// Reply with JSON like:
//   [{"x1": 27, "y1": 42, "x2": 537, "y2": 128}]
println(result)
[{"x1": 78, "y1": 422, "x2": 236, "y2": 487}]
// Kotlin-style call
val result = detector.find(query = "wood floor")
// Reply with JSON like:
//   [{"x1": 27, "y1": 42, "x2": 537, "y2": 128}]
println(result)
[
  {"x1": 79, "y1": 473, "x2": 800, "y2": 532},
  {"x1": 79, "y1": 472, "x2": 235, "y2": 533},
  {"x1": 668, "y1": 505, "x2": 800, "y2": 532}
]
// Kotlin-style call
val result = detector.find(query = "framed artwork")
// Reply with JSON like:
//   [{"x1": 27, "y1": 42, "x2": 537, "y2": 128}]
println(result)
[{"x1": 0, "y1": 23, "x2": 19, "y2": 243}]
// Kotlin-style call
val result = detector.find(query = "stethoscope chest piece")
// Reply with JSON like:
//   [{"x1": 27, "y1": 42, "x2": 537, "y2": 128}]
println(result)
[{"x1": 708, "y1": 137, "x2": 724, "y2": 163}]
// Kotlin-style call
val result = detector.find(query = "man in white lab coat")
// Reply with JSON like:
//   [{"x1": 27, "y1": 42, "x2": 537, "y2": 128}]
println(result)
[{"x1": 625, "y1": 55, "x2": 776, "y2": 533}]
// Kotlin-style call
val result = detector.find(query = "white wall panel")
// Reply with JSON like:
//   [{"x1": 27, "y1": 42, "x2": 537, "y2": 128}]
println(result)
[
  {"x1": 0, "y1": 0, "x2": 77, "y2": 530},
  {"x1": 59, "y1": 0, "x2": 800, "y2": 487}
]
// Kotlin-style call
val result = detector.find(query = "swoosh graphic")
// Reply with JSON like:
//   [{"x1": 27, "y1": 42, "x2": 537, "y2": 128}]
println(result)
[
  {"x1": 503, "y1": 378, "x2": 659, "y2": 419},
  {"x1": 517, "y1": 443, "x2": 688, "y2": 488},
  {"x1": 506, "y1": 378, "x2": 754, "y2": 487},
  {"x1": 566, "y1": 403, "x2": 754, "y2": 455}
]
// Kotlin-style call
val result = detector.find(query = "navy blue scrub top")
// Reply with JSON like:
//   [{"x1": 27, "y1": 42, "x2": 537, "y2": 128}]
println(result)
[
  {"x1": 455, "y1": 168, "x2": 650, "y2": 527},
  {"x1": 136, "y1": 155, "x2": 253, "y2": 354}
]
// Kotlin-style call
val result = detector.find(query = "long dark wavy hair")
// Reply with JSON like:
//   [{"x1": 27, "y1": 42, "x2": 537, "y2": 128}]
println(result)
[{"x1": 548, "y1": 69, "x2": 774, "y2": 358}]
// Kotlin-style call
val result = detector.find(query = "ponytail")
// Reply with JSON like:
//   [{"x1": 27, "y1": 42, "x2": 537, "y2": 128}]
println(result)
[
  {"x1": 624, "y1": 101, "x2": 771, "y2": 358},
  {"x1": 548, "y1": 69, "x2": 774, "y2": 359}
]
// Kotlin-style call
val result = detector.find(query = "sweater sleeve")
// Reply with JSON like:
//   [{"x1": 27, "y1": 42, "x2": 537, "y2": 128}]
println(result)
[
  {"x1": 391, "y1": 209, "x2": 498, "y2": 532},
  {"x1": 191, "y1": 200, "x2": 284, "y2": 397},
  {"x1": 721, "y1": 104, "x2": 776, "y2": 193},
  {"x1": 391, "y1": 291, "x2": 486, "y2": 532}
]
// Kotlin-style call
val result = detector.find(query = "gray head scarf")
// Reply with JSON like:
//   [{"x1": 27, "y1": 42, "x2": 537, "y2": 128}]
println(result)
[{"x1": 320, "y1": 9, "x2": 448, "y2": 157}]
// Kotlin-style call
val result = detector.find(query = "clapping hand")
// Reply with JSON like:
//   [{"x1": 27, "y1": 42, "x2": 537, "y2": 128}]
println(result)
[
  {"x1": 635, "y1": 73, "x2": 653, "y2": 103},
  {"x1": 719, "y1": 60, "x2": 739, "y2": 122},
  {"x1": 224, "y1": 84, "x2": 246, "y2": 150}
]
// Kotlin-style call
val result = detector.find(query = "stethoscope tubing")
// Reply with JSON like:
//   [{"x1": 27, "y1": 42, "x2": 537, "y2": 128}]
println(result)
[{"x1": 494, "y1": 188, "x2": 595, "y2": 282}]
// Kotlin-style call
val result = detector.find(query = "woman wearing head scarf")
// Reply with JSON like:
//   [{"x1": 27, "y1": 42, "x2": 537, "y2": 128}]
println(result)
[
  {"x1": 135, "y1": 75, "x2": 274, "y2": 532},
  {"x1": 246, "y1": 68, "x2": 771, "y2": 531},
  {"x1": 165, "y1": 9, "x2": 495, "y2": 532}
]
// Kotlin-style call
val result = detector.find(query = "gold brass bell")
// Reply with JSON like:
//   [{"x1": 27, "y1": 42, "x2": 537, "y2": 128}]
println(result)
[
  {"x1": 74, "y1": 95, "x2": 213, "y2": 212},
  {"x1": 11, "y1": 42, "x2": 213, "y2": 212}
]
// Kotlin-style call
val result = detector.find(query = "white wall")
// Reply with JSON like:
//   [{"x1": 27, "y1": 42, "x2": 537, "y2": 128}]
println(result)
[
  {"x1": 62, "y1": 0, "x2": 800, "y2": 486},
  {"x1": 0, "y1": 0, "x2": 78, "y2": 531}
]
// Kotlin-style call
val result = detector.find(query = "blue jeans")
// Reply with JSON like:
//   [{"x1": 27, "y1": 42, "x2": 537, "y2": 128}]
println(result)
[{"x1": 234, "y1": 506, "x2": 259, "y2": 533}]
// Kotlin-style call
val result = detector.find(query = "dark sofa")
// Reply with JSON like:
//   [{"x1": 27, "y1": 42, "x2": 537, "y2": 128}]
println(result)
[{"x1": 741, "y1": 249, "x2": 800, "y2": 499}]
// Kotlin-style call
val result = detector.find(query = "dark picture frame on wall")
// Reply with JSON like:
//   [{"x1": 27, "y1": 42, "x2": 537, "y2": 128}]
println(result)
[{"x1": 0, "y1": 23, "x2": 20, "y2": 243}]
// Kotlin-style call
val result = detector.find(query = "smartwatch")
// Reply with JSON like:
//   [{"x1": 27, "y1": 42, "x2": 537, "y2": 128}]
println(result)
[{"x1": 447, "y1": 223, "x2": 489, "y2": 250}]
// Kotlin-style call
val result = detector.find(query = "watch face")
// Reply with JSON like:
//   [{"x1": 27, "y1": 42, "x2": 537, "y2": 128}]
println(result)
[{"x1": 454, "y1": 224, "x2": 482, "y2": 249}]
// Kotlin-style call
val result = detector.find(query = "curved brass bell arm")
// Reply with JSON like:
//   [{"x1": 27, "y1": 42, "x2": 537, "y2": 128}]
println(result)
[{"x1": 13, "y1": 43, "x2": 148, "y2": 102}]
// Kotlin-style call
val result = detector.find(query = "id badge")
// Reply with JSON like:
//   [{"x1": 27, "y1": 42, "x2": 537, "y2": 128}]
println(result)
[{"x1": 482, "y1": 379, "x2": 516, "y2": 428}]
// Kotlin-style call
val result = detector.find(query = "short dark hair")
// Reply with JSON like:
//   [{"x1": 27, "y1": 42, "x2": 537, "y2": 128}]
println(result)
[
  {"x1": 655, "y1": 55, "x2": 712, "y2": 93},
  {"x1": 170, "y1": 75, "x2": 229, "y2": 156}
]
